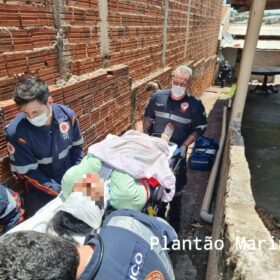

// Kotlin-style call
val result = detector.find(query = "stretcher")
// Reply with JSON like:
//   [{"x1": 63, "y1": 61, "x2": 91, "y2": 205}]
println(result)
[
  {"x1": 142, "y1": 142, "x2": 185, "y2": 216},
  {"x1": 2, "y1": 142, "x2": 182, "y2": 240},
  {"x1": 3, "y1": 194, "x2": 64, "y2": 235}
]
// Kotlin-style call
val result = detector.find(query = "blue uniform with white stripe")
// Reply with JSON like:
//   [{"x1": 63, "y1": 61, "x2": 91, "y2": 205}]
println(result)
[
  {"x1": 6, "y1": 104, "x2": 83, "y2": 215},
  {"x1": 145, "y1": 89, "x2": 207, "y2": 230},
  {"x1": 145, "y1": 89, "x2": 207, "y2": 146},
  {"x1": 0, "y1": 184, "x2": 23, "y2": 232},
  {"x1": 79, "y1": 209, "x2": 177, "y2": 280}
]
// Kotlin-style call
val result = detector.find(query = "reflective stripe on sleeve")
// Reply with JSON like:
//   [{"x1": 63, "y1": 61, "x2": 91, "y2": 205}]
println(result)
[
  {"x1": 155, "y1": 111, "x2": 191, "y2": 124},
  {"x1": 58, "y1": 145, "x2": 72, "y2": 160},
  {"x1": 72, "y1": 138, "x2": 84, "y2": 146},
  {"x1": 170, "y1": 115, "x2": 191, "y2": 124},
  {"x1": 155, "y1": 111, "x2": 170, "y2": 119},
  {"x1": 38, "y1": 157, "x2": 53, "y2": 164},
  {"x1": 195, "y1": 124, "x2": 207, "y2": 129},
  {"x1": 10, "y1": 163, "x2": 38, "y2": 174},
  {"x1": 59, "y1": 138, "x2": 83, "y2": 159}
]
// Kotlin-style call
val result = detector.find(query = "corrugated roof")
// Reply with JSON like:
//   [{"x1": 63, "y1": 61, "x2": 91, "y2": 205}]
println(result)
[
  {"x1": 226, "y1": 24, "x2": 280, "y2": 37},
  {"x1": 221, "y1": 39, "x2": 280, "y2": 49},
  {"x1": 229, "y1": 0, "x2": 280, "y2": 11}
]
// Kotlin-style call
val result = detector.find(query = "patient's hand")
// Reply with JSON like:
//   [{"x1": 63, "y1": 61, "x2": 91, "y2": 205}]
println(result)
[
  {"x1": 73, "y1": 173, "x2": 104, "y2": 202},
  {"x1": 135, "y1": 121, "x2": 143, "y2": 132}
]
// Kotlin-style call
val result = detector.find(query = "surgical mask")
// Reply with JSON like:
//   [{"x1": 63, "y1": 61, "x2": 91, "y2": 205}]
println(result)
[
  {"x1": 26, "y1": 106, "x2": 52, "y2": 127},
  {"x1": 171, "y1": 85, "x2": 186, "y2": 98}
]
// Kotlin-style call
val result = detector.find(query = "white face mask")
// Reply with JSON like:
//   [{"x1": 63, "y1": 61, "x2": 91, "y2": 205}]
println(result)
[
  {"x1": 171, "y1": 85, "x2": 186, "y2": 98},
  {"x1": 27, "y1": 106, "x2": 52, "y2": 127}
]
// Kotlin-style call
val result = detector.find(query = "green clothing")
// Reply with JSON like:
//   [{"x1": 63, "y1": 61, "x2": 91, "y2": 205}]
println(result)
[
  {"x1": 61, "y1": 154, "x2": 101, "y2": 199},
  {"x1": 61, "y1": 154, "x2": 148, "y2": 211}
]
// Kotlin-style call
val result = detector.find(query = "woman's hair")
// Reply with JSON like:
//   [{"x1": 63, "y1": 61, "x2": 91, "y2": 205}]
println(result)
[
  {"x1": 47, "y1": 210, "x2": 93, "y2": 242},
  {"x1": 145, "y1": 80, "x2": 162, "y2": 92}
]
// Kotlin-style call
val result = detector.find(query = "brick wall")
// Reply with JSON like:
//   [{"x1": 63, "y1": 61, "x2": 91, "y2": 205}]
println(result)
[
  {"x1": 61, "y1": 1, "x2": 102, "y2": 76},
  {"x1": 0, "y1": 2, "x2": 60, "y2": 100},
  {"x1": 165, "y1": 0, "x2": 189, "y2": 67},
  {"x1": 108, "y1": 0, "x2": 164, "y2": 80},
  {"x1": 0, "y1": 64, "x2": 131, "y2": 155},
  {"x1": 191, "y1": 56, "x2": 217, "y2": 96},
  {"x1": 187, "y1": 0, "x2": 221, "y2": 62},
  {"x1": 0, "y1": 64, "x2": 131, "y2": 189},
  {"x1": 0, "y1": 0, "x2": 222, "y2": 100},
  {"x1": 0, "y1": 0, "x2": 222, "y2": 191},
  {"x1": 131, "y1": 67, "x2": 173, "y2": 124}
]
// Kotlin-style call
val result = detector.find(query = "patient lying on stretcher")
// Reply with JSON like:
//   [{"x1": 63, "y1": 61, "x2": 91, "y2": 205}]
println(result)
[
  {"x1": 47, "y1": 129, "x2": 176, "y2": 241},
  {"x1": 6, "y1": 130, "x2": 176, "y2": 241},
  {"x1": 62, "y1": 129, "x2": 176, "y2": 205}
]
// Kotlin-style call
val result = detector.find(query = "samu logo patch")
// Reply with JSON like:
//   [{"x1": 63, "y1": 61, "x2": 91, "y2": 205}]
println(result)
[
  {"x1": 59, "y1": 122, "x2": 70, "y2": 140},
  {"x1": 59, "y1": 122, "x2": 70, "y2": 134},
  {"x1": 180, "y1": 102, "x2": 189, "y2": 112},
  {"x1": 7, "y1": 142, "x2": 15, "y2": 155},
  {"x1": 145, "y1": 271, "x2": 164, "y2": 280}
]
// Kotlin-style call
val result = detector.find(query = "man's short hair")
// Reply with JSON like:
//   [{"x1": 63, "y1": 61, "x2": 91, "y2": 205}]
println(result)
[
  {"x1": 173, "y1": 65, "x2": 193, "y2": 78},
  {"x1": 14, "y1": 76, "x2": 50, "y2": 106},
  {"x1": 0, "y1": 231, "x2": 79, "y2": 280}
]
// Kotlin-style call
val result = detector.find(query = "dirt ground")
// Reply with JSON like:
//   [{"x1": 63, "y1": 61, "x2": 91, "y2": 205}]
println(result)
[
  {"x1": 172, "y1": 83, "x2": 280, "y2": 280},
  {"x1": 171, "y1": 86, "x2": 230, "y2": 280},
  {"x1": 256, "y1": 208, "x2": 280, "y2": 241},
  {"x1": 242, "y1": 85, "x2": 280, "y2": 242}
]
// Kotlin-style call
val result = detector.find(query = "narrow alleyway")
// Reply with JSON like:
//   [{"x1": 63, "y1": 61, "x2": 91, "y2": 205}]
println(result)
[{"x1": 171, "y1": 87, "x2": 230, "y2": 280}]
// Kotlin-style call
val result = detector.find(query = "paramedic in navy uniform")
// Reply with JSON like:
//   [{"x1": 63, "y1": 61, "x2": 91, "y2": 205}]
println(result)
[
  {"x1": 143, "y1": 65, "x2": 207, "y2": 230},
  {"x1": 0, "y1": 209, "x2": 177, "y2": 280},
  {"x1": 6, "y1": 76, "x2": 83, "y2": 217}
]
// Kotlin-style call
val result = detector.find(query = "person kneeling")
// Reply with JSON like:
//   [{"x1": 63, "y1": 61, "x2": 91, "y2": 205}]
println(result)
[{"x1": 0, "y1": 209, "x2": 177, "y2": 280}]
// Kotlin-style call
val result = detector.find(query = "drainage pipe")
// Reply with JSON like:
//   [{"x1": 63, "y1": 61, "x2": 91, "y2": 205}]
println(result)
[{"x1": 200, "y1": 106, "x2": 227, "y2": 223}]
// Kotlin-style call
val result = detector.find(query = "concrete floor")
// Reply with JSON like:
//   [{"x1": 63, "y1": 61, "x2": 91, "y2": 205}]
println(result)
[
  {"x1": 170, "y1": 84, "x2": 280, "y2": 279},
  {"x1": 242, "y1": 86, "x2": 280, "y2": 221},
  {"x1": 171, "y1": 87, "x2": 230, "y2": 280}
]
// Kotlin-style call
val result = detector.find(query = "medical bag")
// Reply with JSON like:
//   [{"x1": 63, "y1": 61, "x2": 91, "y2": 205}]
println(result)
[{"x1": 189, "y1": 136, "x2": 219, "y2": 171}]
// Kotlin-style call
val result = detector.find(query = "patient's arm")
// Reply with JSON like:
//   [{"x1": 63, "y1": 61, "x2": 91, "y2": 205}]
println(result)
[{"x1": 135, "y1": 121, "x2": 143, "y2": 132}]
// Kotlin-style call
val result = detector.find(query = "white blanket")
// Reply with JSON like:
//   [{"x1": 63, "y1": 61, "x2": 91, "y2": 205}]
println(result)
[{"x1": 88, "y1": 130, "x2": 175, "y2": 202}]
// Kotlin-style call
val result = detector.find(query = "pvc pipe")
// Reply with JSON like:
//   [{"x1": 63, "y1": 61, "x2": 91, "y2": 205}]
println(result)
[
  {"x1": 231, "y1": 0, "x2": 267, "y2": 124},
  {"x1": 200, "y1": 106, "x2": 227, "y2": 224}
]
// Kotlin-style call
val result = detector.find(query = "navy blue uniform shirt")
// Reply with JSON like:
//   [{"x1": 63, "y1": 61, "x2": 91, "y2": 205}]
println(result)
[
  {"x1": 6, "y1": 104, "x2": 83, "y2": 196},
  {"x1": 79, "y1": 209, "x2": 177, "y2": 280},
  {"x1": 145, "y1": 89, "x2": 207, "y2": 146}
]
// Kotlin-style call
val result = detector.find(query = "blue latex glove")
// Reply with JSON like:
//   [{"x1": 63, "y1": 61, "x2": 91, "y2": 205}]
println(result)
[{"x1": 174, "y1": 145, "x2": 186, "y2": 157}]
